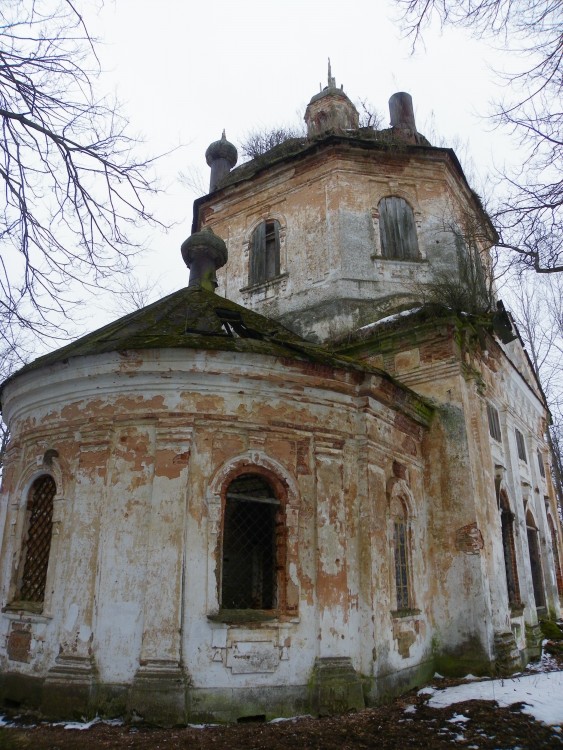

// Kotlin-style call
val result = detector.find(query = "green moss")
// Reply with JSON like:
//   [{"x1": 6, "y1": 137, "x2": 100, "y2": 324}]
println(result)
[
  {"x1": 207, "y1": 609, "x2": 278, "y2": 624},
  {"x1": 363, "y1": 659, "x2": 435, "y2": 707},
  {"x1": 187, "y1": 686, "x2": 309, "y2": 724},
  {"x1": 391, "y1": 608, "x2": 422, "y2": 618},
  {"x1": 540, "y1": 619, "x2": 563, "y2": 640},
  {"x1": 0, "y1": 731, "x2": 34, "y2": 748},
  {"x1": 216, "y1": 130, "x2": 445, "y2": 196},
  {"x1": 545, "y1": 640, "x2": 563, "y2": 656},
  {"x1": 1, "y1": 286, "x2": 373, "y2": 391},
  {"x1": 433, "y1": 635, "x2": 492, "y2": 678},
  {"x1": 309, "y1": 658, "x2": 365, "y2": 716}
]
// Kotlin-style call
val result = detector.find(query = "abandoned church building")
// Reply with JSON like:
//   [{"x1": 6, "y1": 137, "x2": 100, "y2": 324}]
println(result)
[{"x1": 0, "y1": 71, "x2": 562, "y2": 725}]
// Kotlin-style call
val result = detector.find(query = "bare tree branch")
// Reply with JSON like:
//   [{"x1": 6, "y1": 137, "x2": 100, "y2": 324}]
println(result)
[
  {"x1": 0, "y1": 0, "x2": 164, "y2": 342},
  {"x1": 239, "y1": 124, "x2": 305, "y2": 162},
  {"x1": 504, "y1": 272, "x2": 563, "y2": 510},
  {"x1": 394, "y1": 0, "x2": 563, "y2": 273}
]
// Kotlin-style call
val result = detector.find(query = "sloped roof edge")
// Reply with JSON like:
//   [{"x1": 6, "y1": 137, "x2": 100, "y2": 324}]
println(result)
[{"x1": 192, "y1": 132, "x2": 497, "y2": 242}]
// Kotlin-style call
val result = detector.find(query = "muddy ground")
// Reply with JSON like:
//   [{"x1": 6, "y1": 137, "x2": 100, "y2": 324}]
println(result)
[{"x1": 1, "y1": 652, "x2": 562, "y2": 749}]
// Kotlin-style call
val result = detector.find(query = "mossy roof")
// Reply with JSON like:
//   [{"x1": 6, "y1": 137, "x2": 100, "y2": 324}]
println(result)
[
  {"x1": 193, "y1": 130, "x2": 496, "y2": 242},
  {"x1": 214, "y1": 130, "x2": 439, "y2": 191},
  {"x1": 0, "y1": 286, "x2": 390, "y2": 400},
  {"x1": 332, "y1": 304, "x2": 499, "y2": 352}
]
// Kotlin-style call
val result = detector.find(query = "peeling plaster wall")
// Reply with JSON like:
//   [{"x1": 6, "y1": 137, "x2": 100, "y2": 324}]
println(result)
[
  {"x1": 0, "y1": 348, "x2": 438, "y2": 717},
  {"x1": 202, "y1": 146, "x2": 487, "y2": 342},
  {"x1": 347, "y1": 316, "x2": 562, "y2": 671}
]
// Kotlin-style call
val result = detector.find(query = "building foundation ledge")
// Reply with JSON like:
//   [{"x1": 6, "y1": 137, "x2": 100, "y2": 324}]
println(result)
[
  {"x1": 365, "y1": 657, "x2": 434, "y2": 705},
  {"x1": 43, "y1": 654, "x2": 98, "y2": 719},
  {"x1": 525, "y1": 623, "x2": 543, "y2": 662},
  {"x1": 310, "y1": 657, "x2": 365, "y2": 716},
  {"x1": 493, "y1": 631, "x2": 521, "y2": 676},
  {"x1": 128, "y1": 660, "x2": 187, "y2": 726}
]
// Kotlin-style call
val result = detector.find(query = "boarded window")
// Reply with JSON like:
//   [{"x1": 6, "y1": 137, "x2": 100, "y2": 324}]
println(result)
[
  {"x1": 487, "y1": 403, "x2": 502, "y2": 442},
  {"x1": 537, "y1": 449, "x2": 546, "y2": 478},
  {"x1": 17, "y1": 475, "x2": 56, "y2": 603},
  {"x1": 515, "y1": 429, "x2": 527, "y2": 462},
  {"x1": 221, "y1": 474, "x2": 280, "y2": 610},
  {"x1": 526, "y1": 512, "x2": 545, "y2": 608},
  {"x1": 249, "y1": 220, "x2": 281, "y2": 286},
  {"x1": 500, "y1": 494, "x2": 521, "y2": 607},
  {"x1": 378, "y1": 197, "x2": 419, "y2": 261}
]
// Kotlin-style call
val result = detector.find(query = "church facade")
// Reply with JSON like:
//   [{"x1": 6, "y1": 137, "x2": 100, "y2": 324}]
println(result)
[{"x1": 0, "y1": 73, "x2": 561, "y2": 724}]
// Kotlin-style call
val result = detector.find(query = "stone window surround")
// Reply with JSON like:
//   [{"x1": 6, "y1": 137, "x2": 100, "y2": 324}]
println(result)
[
  {"x1": 220, "y1": 473, "x2": 279, "y2": 611},
  {"x1": 525, "y1": 508, "x2": 546, "y2": 609},
  {"x1": 387, "y1": 476, "x2": 417, "y2": 615},
  {"x1": 205, "y1": 451, "x2": 301, "y2": 626},
  {"x1": 370, "y1": 188, "x2": 425, "y2": 262},
  {"x1": 3, "y1": 454, "x2": 65, "y2": 619},
  {"x1": 499, "y1": 489, "x2": 522, "y2": 608},
  {"x1": 487, "y1": 402, "x2": 502, "y2": 443},
  {"x1": 515, "y1": 428, "x2": 528, "y2": 463},
  {"x1": 243, "y1": 216, "x2": 288, "y2": 289}
]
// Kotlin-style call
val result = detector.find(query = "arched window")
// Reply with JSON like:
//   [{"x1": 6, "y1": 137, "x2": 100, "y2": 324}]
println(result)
[
  {"x1": 378, "y1": 197, "x2": 419, "y2": 261},
  {"x1": 249, "y1": 219, "x2": 281, "y2": 286},
  {"x1": 500, "y1": 493, "x2": 521, "y2": 606},
  {"x1": 548, "y1": 515, "x2": 563, "y2": 598},
  {"x1": 16, "y1": 475, "x2": 56, "y2": 605},
  {"x1": 526, "y1": 511, "x2": 545, "y2": 608},
  {"x1": 221, "y1": 473, "x2": 283, "y2": 610},
  {"x1": 391, "y1": 497, "x2": 411, "y2": 611}
]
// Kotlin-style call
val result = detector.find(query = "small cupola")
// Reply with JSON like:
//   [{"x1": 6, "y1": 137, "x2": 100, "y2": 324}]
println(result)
[
  {"x1": 181, "y1": 227, "x2": 228, "y2": 292},
  {"x1": 304, "y1": 60, "x2": 359, "y2": 138},
  {"x1": 205, "y1": 131, "x2": 238, "y2": 192}
]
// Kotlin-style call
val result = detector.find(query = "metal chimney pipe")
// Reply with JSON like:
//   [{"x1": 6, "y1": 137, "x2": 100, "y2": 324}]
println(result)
[{"x1": 389, "y1": 92, "x2": 417, "y2": 131}]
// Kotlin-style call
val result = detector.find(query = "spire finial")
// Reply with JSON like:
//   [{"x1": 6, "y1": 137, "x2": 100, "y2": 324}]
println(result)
[
  {"x1": 328, "y1": 57, "x2": 335, "y2": 88},
  {"x1": 221, "y1": 129, "x2": 226, "y2": 139}
]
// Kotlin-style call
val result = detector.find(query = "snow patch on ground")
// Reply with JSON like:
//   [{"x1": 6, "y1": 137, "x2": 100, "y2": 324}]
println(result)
[
  {"x1": 62, "y1": 718, "x2": 100, "y2": 731},
  {"x1": 447, "y1": 713, "x2": 470, "y2": 724},
  {"x1": 53, "y1": 717, "x2": 124, "y2": 731},
  {"x1": 424, "y1": 671, "x2": 563, "y2": 727},
  {"x1": 187, "y1": 723, "x2": 221, "y2": 729}
]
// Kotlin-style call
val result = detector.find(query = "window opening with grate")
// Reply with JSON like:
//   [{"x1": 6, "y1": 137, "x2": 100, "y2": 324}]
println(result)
[
  {"x1": 221, "y1": 474, "x2": 280, "y2": 610},
  {"x1": 394, "y1": 519, "x2": 410, "y2": 610},
  {"x1": 526, "y1": 512, "x2": 545, "y2": 608},
  {"x1": 500, "y1": 494, "x2": 521, "y2": 607},
  {"x1": 17, "y1": 475, "x2": 56, "y2": 603},
  {"x1": 548, "y1": 515, "x2": 563, "y2": 598}
]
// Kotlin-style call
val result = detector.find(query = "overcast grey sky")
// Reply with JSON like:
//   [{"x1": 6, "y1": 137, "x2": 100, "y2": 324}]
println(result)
[{"x1": 86, "y1": 0, "x2": 514, "y2": 313}]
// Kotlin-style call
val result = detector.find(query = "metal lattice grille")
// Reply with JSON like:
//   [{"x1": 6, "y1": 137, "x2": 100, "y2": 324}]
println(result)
[
  {"x1": 527, "y1": 524, "x2": 545, "y2": 608},
  {"x1": 549, "y1": 518, "x2": 563, "y2": 597},
  {"x1": 394, "y1": 520, "x2": 410, "y2": 610},
  {"x1": 19, "y1": 475, "x2": 55, "y2": 602},
  {"x1": 221, "y1": 474, "x2": 277, "y2": 610},
  {"x1": 501, "y1": 510, "x2": 521, "y2": 606}
]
